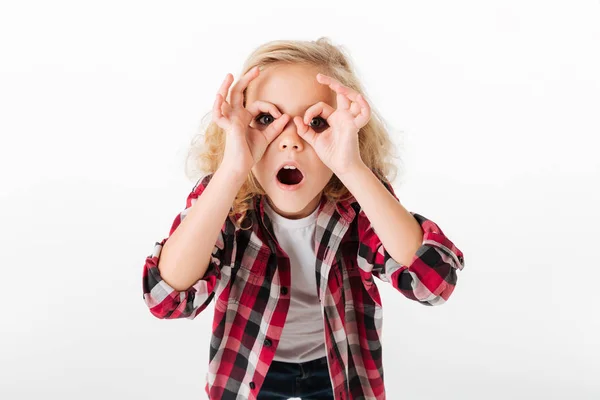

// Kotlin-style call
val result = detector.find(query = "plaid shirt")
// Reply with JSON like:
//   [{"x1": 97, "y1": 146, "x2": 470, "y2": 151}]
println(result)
[{"x1": 142, "y1": 172, "x2": 465, "y2": 399}]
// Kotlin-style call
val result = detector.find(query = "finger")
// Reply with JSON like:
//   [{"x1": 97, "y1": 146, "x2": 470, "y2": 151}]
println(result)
[
  {"x1": 316, "y1": 73, "x2": 363, "y2": 105},
  {"x1": 230, "y1": 66, "x2": 260, "y2": 108},
  {"x1": 353, "y1": 94, "x2": 371, "y2": 128},
  {"x1": 212, "y1": 93, "x2": 228, "y2": 128},
  {"x1": 303, "y1": 101, "x2": 335, "y2": 125},
  {"x1": 245, "y1": 100, "x2": 282, "y2": 119},
  {"x1": 316, "y1": 74, "x2": 350, "y2": 110},
  {"x1": 217, "y1": 73, "x2": 234, "y2": 103},
  {"x1": 262, "y1": 114, "x2": 290, "y2": 144},
  {"x1": 221, "y1": 98, "x2": 231, "y2": 118},
  {"x1": 294, "y1": 116, "x2": 318, "y2": 147},
  {"x1": 336, "y1": 91, "x2": 351, "y2": 110},
  {"x1": 349, "y1": 100, "x2": 361, "y2": 116}
]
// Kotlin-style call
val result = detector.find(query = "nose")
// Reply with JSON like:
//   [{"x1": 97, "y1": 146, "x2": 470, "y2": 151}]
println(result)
[{"x1": 278, "y1": 118, "x2": 304, "y2": 152}]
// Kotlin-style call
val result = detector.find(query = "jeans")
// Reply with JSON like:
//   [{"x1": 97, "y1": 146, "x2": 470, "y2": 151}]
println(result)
[{"x1": 257, "y1": 355, "x2": 334, "y2": 400}]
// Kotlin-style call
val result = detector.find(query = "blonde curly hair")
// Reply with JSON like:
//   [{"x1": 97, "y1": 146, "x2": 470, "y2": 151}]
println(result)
[{"x1": 185, "y1": 36, "x2": 404, "y2": 230}]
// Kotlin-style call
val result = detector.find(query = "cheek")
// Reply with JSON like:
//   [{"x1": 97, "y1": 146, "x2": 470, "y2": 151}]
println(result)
[
  {"x1": 251, "y1": 160, "x2": 272, "y2": 183},
  {"x1": 315, "y1": 161, "x2": 333, "y2": 177},
  {"x1": 310, "y1": 168, "x2": 333, "y2": 187}
]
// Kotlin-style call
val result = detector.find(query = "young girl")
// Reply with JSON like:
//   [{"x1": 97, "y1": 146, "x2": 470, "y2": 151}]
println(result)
[{"x1": 142, "y1": 37, "x2": 465, "y2": 400}]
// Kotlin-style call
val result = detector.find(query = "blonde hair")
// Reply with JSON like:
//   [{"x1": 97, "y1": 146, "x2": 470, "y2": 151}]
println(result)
[{"x1": 185, "y1": 37, "x2": 403, "y2": 230}]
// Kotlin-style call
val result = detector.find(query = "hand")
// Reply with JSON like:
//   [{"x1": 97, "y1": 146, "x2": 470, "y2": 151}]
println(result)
[
  {"x1": 212, "y1": 66, "x2": 290, "y2": 178},
  {"x1": 292, "y1": 73, "x2": 370, "y2": 176}
]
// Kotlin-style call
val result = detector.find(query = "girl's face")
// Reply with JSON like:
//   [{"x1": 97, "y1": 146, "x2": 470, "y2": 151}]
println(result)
[{"x1": 246, "y1": 63, "x2": 336, "y2": 219}]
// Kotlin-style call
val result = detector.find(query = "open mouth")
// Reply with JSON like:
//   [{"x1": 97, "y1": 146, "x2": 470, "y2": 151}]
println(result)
[{"x1": 276, "y1": 166, "x2": 304, "y2": 186}]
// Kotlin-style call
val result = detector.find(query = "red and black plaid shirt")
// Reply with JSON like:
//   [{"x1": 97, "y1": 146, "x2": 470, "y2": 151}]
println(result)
[{"x1": 142, "y1": 172, "x2": 465, "y2": 399}]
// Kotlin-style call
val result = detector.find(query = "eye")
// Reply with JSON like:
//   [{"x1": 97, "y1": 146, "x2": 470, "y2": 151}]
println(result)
[
  {"x1": 309, "y1": 116, "x2": 328, "y2": 131},
  {"x1": 255, "y1": 113, "x2": 275, "y2": 126}
]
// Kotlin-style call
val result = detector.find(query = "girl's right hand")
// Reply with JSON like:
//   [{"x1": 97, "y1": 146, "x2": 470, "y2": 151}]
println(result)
[{"x1": 212, "y1": 66, "x2": 290, "y2": 179}]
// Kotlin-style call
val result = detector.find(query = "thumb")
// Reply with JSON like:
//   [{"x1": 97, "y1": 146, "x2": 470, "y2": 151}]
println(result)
[
  {"x1": 294, "y1": 116, "x2": 317, "y2": 147},
  {"x1": 263, "y1": 113, "x2": 290, "y2": 145}
]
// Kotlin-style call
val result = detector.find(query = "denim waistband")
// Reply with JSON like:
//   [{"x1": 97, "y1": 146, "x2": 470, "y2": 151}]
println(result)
[{"x1": 271, "y1": 355, "x2": 328, "y2": 368}]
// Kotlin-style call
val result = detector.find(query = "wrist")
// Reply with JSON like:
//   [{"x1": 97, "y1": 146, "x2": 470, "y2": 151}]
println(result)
[
  {"x1": 335, "y1": 162, "x2": 369, "y2": 182},
  {"x1": 216, "y1": 163, "x2": 249, "y2": 186}
]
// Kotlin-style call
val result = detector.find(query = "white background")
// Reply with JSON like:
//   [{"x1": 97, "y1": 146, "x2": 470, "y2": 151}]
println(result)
[{"x1": 1, "y1": 1, "x2": 599, "y2": 399}]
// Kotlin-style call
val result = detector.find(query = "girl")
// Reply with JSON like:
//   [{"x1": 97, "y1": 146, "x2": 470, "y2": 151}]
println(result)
[{"x1": 142, "y1": 37, "x2": 465, "y2": 400}]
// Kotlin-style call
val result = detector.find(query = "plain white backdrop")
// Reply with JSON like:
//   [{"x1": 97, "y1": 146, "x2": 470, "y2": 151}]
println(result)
[{"x1": 1, "y1": 1, "x2": 598, "y2": 399}]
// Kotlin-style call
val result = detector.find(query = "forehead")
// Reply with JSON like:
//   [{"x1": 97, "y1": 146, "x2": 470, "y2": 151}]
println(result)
[{"x1": 245, "y1": 63, "x2": 335, "y2": 112}]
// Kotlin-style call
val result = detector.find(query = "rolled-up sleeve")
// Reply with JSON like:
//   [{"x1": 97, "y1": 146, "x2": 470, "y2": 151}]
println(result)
[
  {"x1": 142, "y1": 174, "x2": 228, "y2": 319},
  {"x1": 357, "y1": 179, "x2": 465, "y2": 306}
]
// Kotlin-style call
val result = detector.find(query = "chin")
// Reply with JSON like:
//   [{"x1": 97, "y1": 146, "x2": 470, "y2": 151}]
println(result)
[
  {"x1": 268, "y1": 191, "x2": 310, "y2": 209},
  {"x1": 266, "y1": 187, "x2": 319, "y2": 213}
]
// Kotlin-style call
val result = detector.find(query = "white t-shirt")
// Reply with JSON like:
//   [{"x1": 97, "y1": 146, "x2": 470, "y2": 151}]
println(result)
[{"x1": 264, "y1": 200, "x2": 326, "y2": 363}]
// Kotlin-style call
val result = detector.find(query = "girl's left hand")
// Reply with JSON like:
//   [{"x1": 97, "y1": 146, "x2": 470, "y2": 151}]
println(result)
[{"x1": 293, "y1": 73, "x2": 370, "y2": 176}]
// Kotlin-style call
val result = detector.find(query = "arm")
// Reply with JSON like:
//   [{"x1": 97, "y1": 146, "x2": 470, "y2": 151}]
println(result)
[
  {"x1": 142, "y1": 167, "x2": 244, "y2": 319},
  {"x1": 338, "y1": 164, "x2": 465, "y2": 306}
]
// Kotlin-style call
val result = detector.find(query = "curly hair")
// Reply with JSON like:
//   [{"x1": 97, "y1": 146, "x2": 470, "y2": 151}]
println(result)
[{"x1": 185, "y1": 36, "x2": 404, "y2": 230}]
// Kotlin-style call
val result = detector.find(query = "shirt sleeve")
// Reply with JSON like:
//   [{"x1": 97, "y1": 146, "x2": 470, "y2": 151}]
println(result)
[
  {"x1": 356, "y1": 178, "x2": 465, "y2": 306},
  {"x1": 142, "y1": 173, "x2": 230, "y2": 319}
]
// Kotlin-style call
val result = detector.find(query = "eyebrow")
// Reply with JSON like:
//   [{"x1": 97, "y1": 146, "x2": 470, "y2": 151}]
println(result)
[{"x1": 274, "y1": 102, "x2": 336, "y2": 116}]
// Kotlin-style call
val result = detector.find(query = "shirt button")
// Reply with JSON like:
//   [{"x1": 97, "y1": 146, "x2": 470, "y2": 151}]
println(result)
[
  {"x1": 264, "y1": 338, "x2": 272, "y2": 347},
  {"x1": 280, "y1": 287, "x2": 288, "y2": 295},
  {"x1": 249, "y1": 381, "x2": 255, "y2": 389}
]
